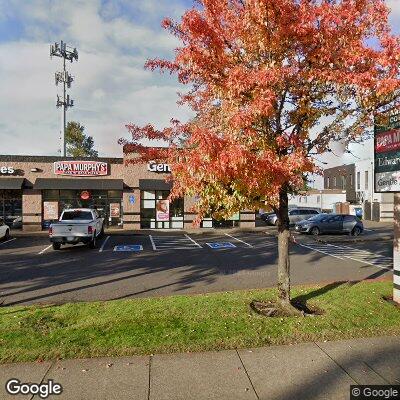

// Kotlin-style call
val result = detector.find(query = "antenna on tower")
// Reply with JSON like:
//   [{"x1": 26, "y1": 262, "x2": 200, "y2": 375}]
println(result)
[{"x1": 50, "y1": 40, "x2": 78, "y2": 157}]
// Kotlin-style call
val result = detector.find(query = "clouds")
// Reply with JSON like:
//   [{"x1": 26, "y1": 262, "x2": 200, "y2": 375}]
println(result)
[{"x1": 0, "y1": 0, "x2": 192, "y2": 156}]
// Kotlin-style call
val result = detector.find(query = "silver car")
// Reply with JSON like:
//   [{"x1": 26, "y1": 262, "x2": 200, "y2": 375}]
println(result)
[{"x1": 266, "y1": 208, "x2": 320, "y2": 226}]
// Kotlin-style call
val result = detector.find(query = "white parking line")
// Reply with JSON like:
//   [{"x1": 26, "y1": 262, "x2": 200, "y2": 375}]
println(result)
[
  {"x1": 99, "y1": 236, "x2": 110, "y2": 253},
  {"x1": 0, "y1": 237, "x2": 17, "y2": 247},
  {"x1": 297, "y1": 241, "x2": 393, "y2": 269},
  {"x1": 38, "y1": 244, "x2": 53, "y2": 255},
  {"x1": 224, "y1": 233, "x2": 253, "y2": 248},
  {"x1": 149, "y1": 235, "x2": 156, "y2": 250},
  {"x1": 184, "y1": 234, "x2": 202, "y2": 248},
  {"x1": 297, "y1": 243, "x2": 344, "y2": 260}
]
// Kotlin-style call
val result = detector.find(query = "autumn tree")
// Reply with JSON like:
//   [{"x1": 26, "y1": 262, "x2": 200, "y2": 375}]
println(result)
[
  {"x1": 122, "y1": 0, "x2": 400, "y2": 314},
  {"x1": 66, "y1": 121, "x2": 98, "y2": 158}
]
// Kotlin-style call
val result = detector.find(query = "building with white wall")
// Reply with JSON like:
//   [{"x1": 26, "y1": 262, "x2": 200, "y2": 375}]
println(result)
[
  {"x1": 355, "y1": 158, "x2": 394, "y2": 221},
  {"x1": 289, "y1": 189, "x2": 347, "y2": 212}
]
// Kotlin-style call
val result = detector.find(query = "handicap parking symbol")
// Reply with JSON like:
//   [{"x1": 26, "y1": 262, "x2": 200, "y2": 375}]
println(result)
[
  {"x1": 206, "y1": 242, "x2": 236, "y2": 249},
  {"x1": 114, "y1": 245, "x2": 143, "y2": 252}
]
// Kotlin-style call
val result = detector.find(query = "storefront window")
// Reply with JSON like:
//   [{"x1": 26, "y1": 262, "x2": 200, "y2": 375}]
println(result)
[
  {"x1": 140, "y1": 190, "x2": 183, "y2": 229},
  {"x1": 42, "y1": 189, "x2": 123, "y2": 228},
  {"x1": 0, "y1": 190, "x2": 22, "y2": 228}
]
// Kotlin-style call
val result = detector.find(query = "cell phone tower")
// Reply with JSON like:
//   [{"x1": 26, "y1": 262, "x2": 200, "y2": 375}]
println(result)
[{"x1": 50, "y1": 41, "x2": 78, "y2": 157}]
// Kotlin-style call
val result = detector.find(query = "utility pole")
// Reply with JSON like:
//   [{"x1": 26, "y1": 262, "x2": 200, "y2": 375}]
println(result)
[{"x1": 50, "y1": 41, "x2": 78, "y2": 157}]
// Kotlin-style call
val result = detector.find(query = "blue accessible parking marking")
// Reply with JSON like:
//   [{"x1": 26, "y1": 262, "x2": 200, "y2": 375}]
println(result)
[
  {"x1": 206, "y1": 242, "x2": 236, "y2": 249},
  {"x1": 113, "y1": 245, "x2": 143, "y2": 252}
]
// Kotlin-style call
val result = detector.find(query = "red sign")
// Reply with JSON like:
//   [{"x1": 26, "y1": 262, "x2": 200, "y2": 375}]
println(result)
[
  {"x1": 375, "y1": 129, "x2": 400, "y2": 153},
  {"x1": 54, "y1": 161, "x2": 108, "y2": 176},
  {"x1": 80, "y1": 191, "x2": 91, "y2": 200}
]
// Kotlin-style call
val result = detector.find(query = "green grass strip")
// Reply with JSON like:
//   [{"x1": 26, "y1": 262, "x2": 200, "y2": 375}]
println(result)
[{"x1": 0, "y1": 280, "x2": 399, "y2": 363}]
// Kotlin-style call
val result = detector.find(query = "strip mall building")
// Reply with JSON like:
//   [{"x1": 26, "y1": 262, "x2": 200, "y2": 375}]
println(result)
[{"x1": 0, "y1": 150, "x2": 255, "y2": 231}]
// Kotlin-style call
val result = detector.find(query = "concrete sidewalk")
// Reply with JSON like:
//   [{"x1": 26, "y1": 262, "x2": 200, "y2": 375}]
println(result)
[{"x1": 1, "y1": 336, "x2": 399, "y2": 400}]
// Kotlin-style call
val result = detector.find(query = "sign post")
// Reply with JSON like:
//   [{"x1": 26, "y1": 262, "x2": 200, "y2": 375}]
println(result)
[{"x1": 375, "y1": 109, "x2": 400, "y2": 303}]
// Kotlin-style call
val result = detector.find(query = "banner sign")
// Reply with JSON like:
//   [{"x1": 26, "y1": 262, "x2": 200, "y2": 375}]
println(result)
[
  {"x1": 43, "y1": 201, "x2": 59, "y2": 220},
  {"x1": 54, "y1": 161, "x2": 108, "y2": 177},
  {"x1": 156, "y1": 199, "x2": 170, "y2": 221},
  {"x1": 375, "y1": 109, "x2": 400, "y2": 192},
  {"x1": 110, "y1": 203, "x2": 121, "y2": 218}
]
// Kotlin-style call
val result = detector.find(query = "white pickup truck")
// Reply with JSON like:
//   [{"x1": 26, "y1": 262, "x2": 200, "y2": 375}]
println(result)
[{"x1": 49, "y1": 208, "x2": 104, "y2": 250}]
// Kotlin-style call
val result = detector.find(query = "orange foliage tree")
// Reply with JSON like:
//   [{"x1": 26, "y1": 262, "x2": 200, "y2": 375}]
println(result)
[{"x1": 122, "y1": 0, "x2": 400, "y2": 313}]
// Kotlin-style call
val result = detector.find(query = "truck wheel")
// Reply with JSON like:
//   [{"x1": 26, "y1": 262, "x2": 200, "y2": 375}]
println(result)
[
  {"x1": 89, "y1": 233, "x2": 97, "y2": 249},
  {"x1": 52, "y1": 243, "x2": 61, "y2": 250}
]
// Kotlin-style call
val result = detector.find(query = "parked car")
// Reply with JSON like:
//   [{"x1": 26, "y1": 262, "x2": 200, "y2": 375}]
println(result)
[
  {"x1": 12, "y1": 216, "x2": 22, "y2": 229},
  {"x1": 294, "y1": 213, "x2": 363, "y2": 236},
  {"x1": 49, "y1": 208, "x2": 104, "y2": 250},
  {"x1": 265, "y1": 208, "x2": 320, "y2": 226},
  {"x1": 259, "y1": 211, "x2": 276, "y2": 222},
  {"x1": 0, "y1": 219, "x2": 10, "y2": 241}
]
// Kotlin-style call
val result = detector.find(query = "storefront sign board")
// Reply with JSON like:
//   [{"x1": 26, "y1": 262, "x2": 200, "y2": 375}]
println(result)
[
  {"x1": 375, "y1": 109, "x2": 400, "y2": 192},
  {"x1": 147, "y1": 162, "x2": 171, "y2": 173},
  {"x1": 54, "y1": 161, "x2": 108, "y2": 177},
  {"x1": 0, "y1": 166, "x2": 15, "y2": 175}
]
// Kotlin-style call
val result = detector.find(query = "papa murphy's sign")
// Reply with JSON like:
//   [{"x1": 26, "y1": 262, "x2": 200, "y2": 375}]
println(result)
[
  {"x1": 54, "y1": 161, "x2": 108, "y2": 177},
  {"x1": 375, "y1": 109, "x2": 400, "y2": 192}
]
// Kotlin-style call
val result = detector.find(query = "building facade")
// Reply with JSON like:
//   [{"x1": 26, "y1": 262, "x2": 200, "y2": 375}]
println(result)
[
  {"x1": 354, "y1": 159, "x2": 394, "y2": 222},
  {"x1": 323, "y1": 164, "x2": 356, "y2": 203},
  {"x1": 0, "y1": 152, "x2": 255, "y2": 231},
  {"x1": 289, "y1": 189, "x2": 347, "y2": 212}
]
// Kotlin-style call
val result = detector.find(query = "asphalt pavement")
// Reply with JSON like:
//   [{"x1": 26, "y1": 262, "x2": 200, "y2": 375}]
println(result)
[
  {"x1": 0, "y1": 227, "x2": 393, "y2": 307},
  {"x1": 1, "y1": 336, "x2": 399, "y2": 399}
]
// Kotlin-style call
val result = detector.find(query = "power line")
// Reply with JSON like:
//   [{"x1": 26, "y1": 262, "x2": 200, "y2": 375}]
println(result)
[{"x1": 50, "y1": 41, "x2": 78, "y2": 157}]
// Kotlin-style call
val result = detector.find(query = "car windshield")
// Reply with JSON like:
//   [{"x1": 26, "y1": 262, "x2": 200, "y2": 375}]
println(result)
[{"x1": 61, "y1": 211, "x2": 93, "y2": 221}]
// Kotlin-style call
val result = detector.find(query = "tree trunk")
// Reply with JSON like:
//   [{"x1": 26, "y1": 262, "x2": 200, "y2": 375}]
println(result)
[{"x1": 277, "y1": 186, "x2": 291, "y2": 305}]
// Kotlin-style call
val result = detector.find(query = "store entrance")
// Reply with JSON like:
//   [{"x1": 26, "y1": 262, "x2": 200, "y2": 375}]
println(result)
[
  {"x1": 0, "y1": 190, "x2": 22, "y2": 229},
  {"x1": 140, "y1": 190, "x2": 184, "y2": 229},
  {"x1": 42, "y1": 190, "x2": 123, "y2": 228}
]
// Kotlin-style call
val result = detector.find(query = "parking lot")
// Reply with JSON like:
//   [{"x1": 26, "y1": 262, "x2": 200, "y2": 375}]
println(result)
[{"x1": 0, "y1": 228, "x2": 393, "y2": 307}]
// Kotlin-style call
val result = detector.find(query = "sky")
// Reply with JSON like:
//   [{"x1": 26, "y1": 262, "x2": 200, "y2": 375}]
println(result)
[{"x1": 0, "y1": 0, "x2": 399, "y2": 168}]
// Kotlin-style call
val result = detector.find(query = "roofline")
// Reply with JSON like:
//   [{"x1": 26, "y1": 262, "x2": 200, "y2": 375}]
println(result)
[{"x1": 0, "y1": 155, "x2": 123, "y2": 164}]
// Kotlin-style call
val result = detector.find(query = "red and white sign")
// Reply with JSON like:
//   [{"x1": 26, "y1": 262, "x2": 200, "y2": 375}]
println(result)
[
  {"x1": 110, "y1": 203, "x2": 121, "y2": 218},
  {"x1": 54, "y1": 161, "x2": 108, "y2": 176},
  {"x1": 80, "y1": 191, "x2": 91, "y2": 200},
  {"x1": 376, "y1": 129, "x2": 400, "y2": 153}
]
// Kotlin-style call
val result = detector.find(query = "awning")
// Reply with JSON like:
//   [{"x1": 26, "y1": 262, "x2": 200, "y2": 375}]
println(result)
[
  {"x1": 0, "y1": 178, "x2": 25, "y2": 190},
  {"x1": 33, "y1": 178, "x2": 124, "y2": 190},
  {"x1": 139, "y1": 179, "x2": 172, "y2": 191}
]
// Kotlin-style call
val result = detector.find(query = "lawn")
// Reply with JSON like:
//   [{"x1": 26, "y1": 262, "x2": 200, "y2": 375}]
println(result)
[{"x1": 0, "y1": 280, "x2": 399, "y2": 363}]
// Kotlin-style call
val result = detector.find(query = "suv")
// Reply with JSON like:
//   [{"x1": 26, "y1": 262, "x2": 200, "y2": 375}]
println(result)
[{"x1": 266, "y1": 208, "x2": 320, "y2": 226}]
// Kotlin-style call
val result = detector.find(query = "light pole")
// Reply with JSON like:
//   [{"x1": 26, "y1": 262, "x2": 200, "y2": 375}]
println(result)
[{"x1": 50, "y1": 41, "x2": 78, "y2": 157}]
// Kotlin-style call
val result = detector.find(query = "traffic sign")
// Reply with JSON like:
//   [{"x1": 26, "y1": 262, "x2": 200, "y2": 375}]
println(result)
[
  {"x1": 114, "y1": 245, "x2": 143, "y2": 252},
  {"x1": 206, "y1": 242, "x2": 236, "y2": 249}
]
